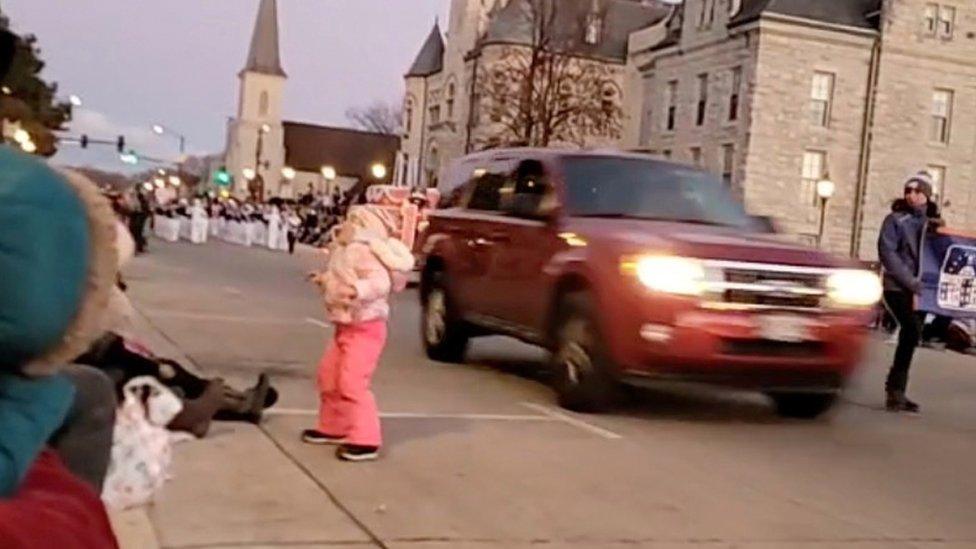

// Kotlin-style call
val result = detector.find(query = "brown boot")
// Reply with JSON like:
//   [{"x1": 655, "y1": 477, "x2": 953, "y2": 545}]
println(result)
[
  {"x1": 168, "y1": 380, "x2": 225, "y2": 438},
  {"x1": 214, "y1": 374, "x2": 274, "y2": 424}
]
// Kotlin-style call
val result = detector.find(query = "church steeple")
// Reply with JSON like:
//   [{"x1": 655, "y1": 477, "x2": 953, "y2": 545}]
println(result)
[{"x1": 242, "y1": 0, "x2": 286, "y2": 77}]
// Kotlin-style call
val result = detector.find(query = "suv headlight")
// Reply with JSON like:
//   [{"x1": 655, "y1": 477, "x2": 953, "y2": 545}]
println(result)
[
  {"x1": 827, "y1": 269, "x2": 883, "y2": 307},
  {"x1": 621, "y1": 255, "x2": 706, "y2": 296}
]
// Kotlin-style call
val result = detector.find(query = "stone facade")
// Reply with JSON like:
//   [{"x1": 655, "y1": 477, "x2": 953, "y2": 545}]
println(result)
[
  {"x1": 856, "y1": 0, "x2": 976, "y2": 257},
  {"x1": 398, "y1": 0, "x2": 667, "y2": 189},
  {"x1": 630, "y1": 0, "x2": 976, "y2": 259}
]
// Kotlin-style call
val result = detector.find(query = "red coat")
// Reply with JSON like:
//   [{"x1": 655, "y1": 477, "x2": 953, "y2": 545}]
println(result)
[{"x1": 0, "y1": 450, "x2": 118, "y2": 549}]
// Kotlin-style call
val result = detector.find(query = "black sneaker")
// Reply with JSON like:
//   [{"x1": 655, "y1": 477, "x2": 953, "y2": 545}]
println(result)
[
  {"x1": 336, "y1": 444, "x2": 380, "y2": 462},
  {"x1": 901, "y1": 397, "x2": 921, "y2": 413},
  {"x1": 885, "y1": 391, "x2": 921, "y2": 414},
  {"x1": 301, "y1": 430, "x2": 345, "y2": 445}
]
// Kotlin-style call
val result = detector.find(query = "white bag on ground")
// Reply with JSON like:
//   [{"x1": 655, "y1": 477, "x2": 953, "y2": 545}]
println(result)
[{"x1": 102, "y1": 376, "x2": 183, "y2": 510}]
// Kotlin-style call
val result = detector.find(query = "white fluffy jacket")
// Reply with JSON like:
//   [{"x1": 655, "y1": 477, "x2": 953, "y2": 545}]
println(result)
[{"x1": 320, "y1": 232, "x2": 414, "y2": 325}]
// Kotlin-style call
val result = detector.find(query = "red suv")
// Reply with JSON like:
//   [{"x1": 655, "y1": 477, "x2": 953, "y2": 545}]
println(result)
[{"x1": 418, "y1": 150, "x2": 881, "y2": 418}]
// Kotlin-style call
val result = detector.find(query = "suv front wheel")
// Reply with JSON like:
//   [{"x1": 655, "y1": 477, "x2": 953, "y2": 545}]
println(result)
[
  {"x1": 550, "y1": 293, "x2": 618, "y2": 413},
  {"x1": 422, "y1": 271, "x2": 469, "y2": 363}
]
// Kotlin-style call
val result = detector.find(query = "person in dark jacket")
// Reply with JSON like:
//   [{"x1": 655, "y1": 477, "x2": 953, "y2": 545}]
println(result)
[{"x1": 877, "y1": 171, "x2": 942, "y2": 413}]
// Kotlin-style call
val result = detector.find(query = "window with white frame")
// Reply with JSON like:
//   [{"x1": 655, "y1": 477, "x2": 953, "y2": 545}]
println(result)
[
  {"x1": 404, "y1": 99, "x2": 413, "y2": 133},
  {"x1": 931, "y1": 89, "x2": 953, "y2": 144},
  {"x1": 722, "y1": 144, "x2": 735, "y2": 186},
  {"x1": 801, "y1": 151, "x2": 827, "y2": 206},
  {"x1": 925, "y1": 4, "x2": 956, "y2": 39},
  {"x1": 706, "y1": 0, "x2": 717, "y2": 27},
  {"x1": 664, "y1": 80, "x2": 678, "y2": 132},
  {"x1": 729, "y1": 66, "x2": 742, "y2": 122},
  {"x1": 446, "y1": 83, "x2": 456, "y2": 119},
  {"x1": 585, "y1": 12, "x2": 602, "y2": 44},
  {"x1": 809, "y1": 72, "x2": 834, "y2": 127},
  {"x1": 927, "y1": 165, "x2": 946, "y2": 196},
  {"x1": 938, "y1": 5, "x2": 955, "y2": 38},
  {"x1": 696, "y1": 73, "x2": 708, "y2": 126},
  {"x1": 925, "y1": 3, "x2": 939, "y2": 35}
]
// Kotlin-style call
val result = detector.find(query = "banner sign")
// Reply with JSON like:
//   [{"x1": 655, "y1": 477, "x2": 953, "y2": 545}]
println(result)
[{"x1": 919, "y1": 230, "x2": 976, "y2": 319}]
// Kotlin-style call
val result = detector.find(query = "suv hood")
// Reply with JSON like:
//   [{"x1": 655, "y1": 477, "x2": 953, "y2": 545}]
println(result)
[{"x1": 569, "y1": 218, "x2": 847, "y2": 268}]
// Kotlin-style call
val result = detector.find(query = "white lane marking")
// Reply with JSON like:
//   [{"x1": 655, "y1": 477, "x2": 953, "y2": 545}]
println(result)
[
  {"x1": 266, "y1": 408, "x2": 555, "y2": 422},
  {"x1": 222, "y1": 286, "x2": 243, "y2": 296},
  {"x1": 145, "y1": 310, "x2": 307, "y2": 325},
  {"x1": 519, "y1": 402, "x2": 623, "y2": 440},
  {"x1": 304, "y1": 317, "x2": 330, "y2": 329}
]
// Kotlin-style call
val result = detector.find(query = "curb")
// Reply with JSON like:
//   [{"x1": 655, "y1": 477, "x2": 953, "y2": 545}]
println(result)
[{"x1": 109, "y1": 508, "x2": 160, "y2": 549}]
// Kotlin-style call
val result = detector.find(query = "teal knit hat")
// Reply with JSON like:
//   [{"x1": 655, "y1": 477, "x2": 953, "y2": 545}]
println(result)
[{"x1": 0, "y1": 147, "x2": 90, "y2": 372}]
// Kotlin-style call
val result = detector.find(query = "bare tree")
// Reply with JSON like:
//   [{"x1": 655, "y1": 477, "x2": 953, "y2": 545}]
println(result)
[
  {"x1": 473, "y1": 0, "x2": 624, "y2": 149},
  {"x1": 345, "y1": 101, "x2": 403, "y2": 135}
]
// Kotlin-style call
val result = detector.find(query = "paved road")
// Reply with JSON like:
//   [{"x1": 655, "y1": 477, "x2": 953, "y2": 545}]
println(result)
[{"x1": 124, "y1": 238, "x2": 976, "y2": 549}]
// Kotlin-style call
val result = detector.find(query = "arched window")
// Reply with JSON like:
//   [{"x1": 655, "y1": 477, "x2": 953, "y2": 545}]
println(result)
[
  {"x1": 446, "y1": 83, "x2": 456, "y2": 119},
  {"x1": 259, "y1": 91, "x2": 269, "y2": 117},
  {"x1": 426, "y1": 143, "x2": 441, "y2": 188},
  {"x1": 585, "y1": 13, "x2": 602, "y2": 45},
  {"x1": 404, "y1": 97, "x2": 414, "y2": 133}
]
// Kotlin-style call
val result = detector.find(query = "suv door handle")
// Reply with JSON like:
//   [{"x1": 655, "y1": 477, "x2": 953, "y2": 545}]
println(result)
[{"x1": 468, "y1": 237, "x2": 490, "y2": 247}]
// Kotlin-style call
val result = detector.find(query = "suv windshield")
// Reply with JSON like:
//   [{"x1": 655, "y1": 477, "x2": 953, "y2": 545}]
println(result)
[{"x1": 562, "y1": 157, "x2": 753, "y2": 228}]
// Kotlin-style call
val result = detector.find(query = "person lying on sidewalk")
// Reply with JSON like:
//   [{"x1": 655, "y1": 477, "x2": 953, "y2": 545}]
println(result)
[
  {"x1": 76, "y1": 332, "x2": 277, "y2": 438},
  {"x1": 0, "y1": 147, "x2": 119, "y2": 548},
  {"x1": 71, "y1": 219, "x2": 278, "y2": 438}
]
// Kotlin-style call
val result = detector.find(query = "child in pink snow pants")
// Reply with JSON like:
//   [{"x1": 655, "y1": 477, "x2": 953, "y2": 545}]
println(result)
[{"x1": 305, "y1": 206, "x2": 413, "y2": 462}]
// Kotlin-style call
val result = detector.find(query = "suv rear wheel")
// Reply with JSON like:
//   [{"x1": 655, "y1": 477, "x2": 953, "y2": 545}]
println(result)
[
  {"x1": 768, "y1": 392, "x2": 837, "y2": 419},
  {"x1": 551, "y1": 293, "x2": 618, "y2": 413},
  {"x1": 422, "y1": 271, "x2": 469, "y2": 363}
]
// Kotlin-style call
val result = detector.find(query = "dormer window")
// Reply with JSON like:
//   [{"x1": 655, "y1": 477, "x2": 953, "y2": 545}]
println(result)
[{"x1": 585, "y1": 13, "x2": 602, "y2": 45}]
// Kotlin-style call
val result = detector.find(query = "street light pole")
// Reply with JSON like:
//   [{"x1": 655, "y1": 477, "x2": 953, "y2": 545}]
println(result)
[{"x1": 816, "y1": 177, "x2": 836, "y2": 249}]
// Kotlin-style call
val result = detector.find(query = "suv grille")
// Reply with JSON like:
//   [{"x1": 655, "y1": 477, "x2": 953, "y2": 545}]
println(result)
[{"x1": 703, "y1": 261, "x2": 831, "y2": 312}]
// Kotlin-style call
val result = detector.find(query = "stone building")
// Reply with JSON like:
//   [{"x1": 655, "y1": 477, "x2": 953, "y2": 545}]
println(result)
[
  {"x1": 223, "y1": 0, "x2": 398, "y2": 200},
  {"x1": 397, "y1": 0, "x2": 670, "y2": 189},
  {"x1": 401, "y1": 0, "x2": 976, "y2": 259},
  {"x1": 629, "y1": 0, "x2": 976, "y2": 258}
]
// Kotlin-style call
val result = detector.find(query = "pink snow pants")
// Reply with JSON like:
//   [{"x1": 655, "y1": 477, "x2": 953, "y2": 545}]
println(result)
[{"x1": 317, "y1": 320, "x2": 387, "y2": 447}]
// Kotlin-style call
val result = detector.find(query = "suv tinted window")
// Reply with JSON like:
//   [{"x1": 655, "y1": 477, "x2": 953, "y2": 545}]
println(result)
[
  {"x1": 465, "y1": 160, "x2": 513, "y2": 212},
  {"x1": 562, "y1": 157, "x2": 753, "y2": 228},
  {"x1": 502, "y1": 159, "x2": 554, "y2": 218}
]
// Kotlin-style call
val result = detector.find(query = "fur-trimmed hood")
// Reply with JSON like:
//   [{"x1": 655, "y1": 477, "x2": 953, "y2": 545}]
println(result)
[
  {"x1": 24, "y1": 169, "x2": 119, "y2": 375},
  {"x1": 367, "y1": 237, "x2": 415, "y2": 273}
]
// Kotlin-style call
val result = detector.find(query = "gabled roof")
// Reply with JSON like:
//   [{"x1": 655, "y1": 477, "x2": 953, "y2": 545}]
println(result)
[
  {"x1": 481, "y1": 0, "x2": 670, "y2": 62},
  {"x1": 406, "y1": 23, "x2": 445, "y2": 78},
  {"x1": 282, "y1": 122, "x2": 399, "y2": 184},
  {"x1": 731, "y1": 0, "x2": 881, "y2": 30},
  {"x1": 243, "y1": 0, "x2": 286, "y2": 77}
]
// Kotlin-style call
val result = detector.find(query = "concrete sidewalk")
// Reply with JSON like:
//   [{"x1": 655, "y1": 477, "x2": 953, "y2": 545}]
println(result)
[{"x1": 112, "y1": 305, "x2": 375, "y2": 549}]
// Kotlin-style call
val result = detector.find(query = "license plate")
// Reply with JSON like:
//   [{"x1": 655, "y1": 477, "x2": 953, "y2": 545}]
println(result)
[{"x1": 757, "y1": 315, "x2": 813, "y2": 343}]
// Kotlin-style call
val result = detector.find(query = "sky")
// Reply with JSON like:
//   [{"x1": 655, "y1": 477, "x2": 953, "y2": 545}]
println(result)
[{"x1": 2, "y1": 0, "x2": 449, "y2": 171}]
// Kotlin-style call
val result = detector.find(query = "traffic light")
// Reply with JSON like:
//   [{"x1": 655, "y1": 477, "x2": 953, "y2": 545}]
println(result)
[
  {"x1": 214, "y1": 167, "x2": 232, "y2": 187},
  {"x1": 116, "y1": 135, "x2": 125, "y2": 153},
  {"x1": 80, "y1": 134, "x2": 88, "y2": 148}
]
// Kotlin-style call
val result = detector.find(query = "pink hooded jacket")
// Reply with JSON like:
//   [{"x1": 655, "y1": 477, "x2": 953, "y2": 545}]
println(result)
[{"x1": 318, "y1": 209, "x2": 414, "y2": 325}]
